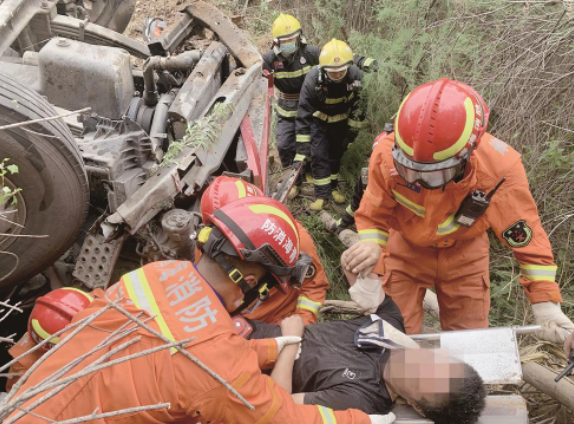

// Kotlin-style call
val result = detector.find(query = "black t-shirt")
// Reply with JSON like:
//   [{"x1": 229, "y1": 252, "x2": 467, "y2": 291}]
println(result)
[{"x1": 249, "y1": 296, "x2": 405, "y2": 414}]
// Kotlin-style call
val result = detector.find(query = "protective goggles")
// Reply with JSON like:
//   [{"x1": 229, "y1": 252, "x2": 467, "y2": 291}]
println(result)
[
  {"x1": 240, "y1": 245, "x2": 312, "y2": 287},
  {"x1": 392, "y1": 145, "x2": 466, "y2": 189}
]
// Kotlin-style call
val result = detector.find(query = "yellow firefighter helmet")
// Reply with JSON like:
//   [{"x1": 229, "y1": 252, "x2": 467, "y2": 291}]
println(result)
[
  {"x1": 272, "y1": 13, "x2": 302, "y2": 41},
  {"x1": 319, "y1": 39, "x2": 354, "y2": 71}
]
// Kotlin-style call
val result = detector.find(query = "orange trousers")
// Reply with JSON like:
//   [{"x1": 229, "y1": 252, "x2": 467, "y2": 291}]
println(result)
[{"x1": 383, "y1": 230, "x2": 490, "y2": 334}]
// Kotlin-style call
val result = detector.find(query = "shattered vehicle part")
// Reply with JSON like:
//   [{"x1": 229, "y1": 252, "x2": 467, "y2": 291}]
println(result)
[
  {"x1": 0, "y1": 0, "x2": 272, "y2": 292},
  {"x1": 39, "y1": 37, "x2": 135, "y2": 118},
  {"x1": 72, "y1": 233, "x2": 126, "y2": 289},
  {"x1": 185, "y1": 1, "x2": 261, "y2": 68}
]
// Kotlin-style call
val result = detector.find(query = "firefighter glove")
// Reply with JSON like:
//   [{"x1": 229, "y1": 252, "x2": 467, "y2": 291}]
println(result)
[
  {"x1": 369, "y1": 413, "x2": 396, "y2": 424},
  {"x1": 349, "y1": 276, "x2": 385, "y2": 314},
  {"x1": 275, "y1": 336, "x2": 302, "y2": 360},
  {"x1": 532, "y1": 302, "x2": 574, "y2": 344}
]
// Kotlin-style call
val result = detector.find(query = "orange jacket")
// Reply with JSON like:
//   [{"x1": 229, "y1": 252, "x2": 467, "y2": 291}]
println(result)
[
  {"x1": 9, "y1": 261, "x2": 367, "y2": 424},
  {"x1": 5, "y1": 333, "x2": 43, "y2": 392},
  {"x1": 244, "y1": 221, "x2": 329, "y2": 324},
  {"x1": 355, "y1": 132, "x2": 561, "y2": 304}
]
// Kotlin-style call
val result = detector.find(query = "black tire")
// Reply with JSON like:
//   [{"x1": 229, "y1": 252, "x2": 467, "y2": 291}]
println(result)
[{"x1": 0, "y1": 72, "x2": 89, "y2": 292}]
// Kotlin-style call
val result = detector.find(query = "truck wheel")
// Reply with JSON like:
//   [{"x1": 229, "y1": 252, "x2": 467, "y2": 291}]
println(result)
[{"x1": 0, "y1": 72, "x2": 89, "y2": 292}]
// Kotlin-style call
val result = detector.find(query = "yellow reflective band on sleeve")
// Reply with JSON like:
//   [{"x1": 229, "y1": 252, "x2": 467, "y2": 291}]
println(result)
[
  {"x1": 294, "y1": 154, "x2": 307, "y2": 162},
  {"x1": 297, "y1": 296, "x2": 322, "y2": 316},
  {"x1": 312, "y1": 110, "x2": 350, "y2": 123},
  {"x1": 433, "y1": 97, "x2": 475, "y2": 160},
  {"x1": 325, "y1": 92, "x2": 355, "y2": 105},
  {"x1": 520, "y1": 264, "x2": 558, "y2": 282},
  {"x1": 31, "y1": 319, "x2": 60, "y2": 344},
  {"x1": 345, "y1": 204, "x2": 355, "y2": 217},
  {"x1": 392, "y1": 190, "x2": 425, "y2": 217},
  {"x1": 395, "y1": 93, "x2": 413, "y2": 156},
  {"x1": 318, "y1": 405, "x2": 337, "y2": 424},
  {"x1": 296, "y1": 134, "x2": 311, "y2": 143},
  {"x1": 363, "y1": 58, "x2": 375, "y2": 67},
  {"x1": 274, "y1": 65, "x2": 312, "y2": 79},
  {"x1": 330, "y1": 174, "x2": 339, "y2": 181},
  {"x1": 348, "y1": 118, "x2": 366, "y2": 129},
  {"x1": 436, "y1": 214, "x2": 461, "y2": 236},
  {"x1": 313, "y1": 177, "x2": 331, "y2": 186},
  {"x1": 358, "y1": 229, "x2": 388, "y2": 246},
  {"x1": 123, "y1": 269, "x2": 178, "y2": 354},
  {"x1": 275, "y1": 104, "x2": 298, "y2": 118}
]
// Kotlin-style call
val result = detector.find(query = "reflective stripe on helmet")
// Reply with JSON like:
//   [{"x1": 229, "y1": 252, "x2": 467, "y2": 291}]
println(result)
[
  {"x1": 61, "y1": 287, "x2": 94, "y2": 303},
  {"x1": 433, "y1": 97, "x2": 475, "y2": 161},
  {"x1": 31, "y1": 319, "x2": 60, "y2": 344},
  {"x1": 248, "y1": 204, "x2": 299, "y2": 247},
  {"x1": 235, "y1": 181, "x2": 247, "y2": 198},
  {"x1": 394, "y1": 93, "x2": 413, "y2": 156},
  {"x1": 520, "y1": 264, "x2": 557, "y2": 282},
  {"x1": 122, "y1": 268, "x2": 178, "y2": 354},
  {"x1": 297, "y1": 296, "x2": 322, "y2": 316}
]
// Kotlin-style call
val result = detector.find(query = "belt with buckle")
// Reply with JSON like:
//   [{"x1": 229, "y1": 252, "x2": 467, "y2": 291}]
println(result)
[{"x1": 279, "y1": 91, "x2": 300, "y2": 101}]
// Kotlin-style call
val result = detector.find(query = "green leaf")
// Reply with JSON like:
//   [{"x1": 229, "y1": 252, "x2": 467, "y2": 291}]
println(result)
[
  {"x1": 2, "y1": 186, "x2": 11, "y2": 194},
  {"x1": 6, "y1": 164, "x2": 18, "y2": 174}
]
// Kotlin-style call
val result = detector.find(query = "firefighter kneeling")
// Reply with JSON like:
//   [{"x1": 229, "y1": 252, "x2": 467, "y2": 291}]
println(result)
[{"x1": 8, "y1": 196, "x2": 387, "y2": 424}]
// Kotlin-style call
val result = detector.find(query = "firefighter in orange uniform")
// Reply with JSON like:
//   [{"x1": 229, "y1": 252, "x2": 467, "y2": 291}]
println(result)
[
  {"x1": 200, "y1": 176, "x2": 329, "y2": 324},
  {"x1": 9, "y1": 197, "x2": 383, "y2": 424},
  {"x1": 5, "y1": 287, "x2": 95, "y2": 391},
  {"x1": 342, "y1": 78, "x2": 574, "y2": 342}
]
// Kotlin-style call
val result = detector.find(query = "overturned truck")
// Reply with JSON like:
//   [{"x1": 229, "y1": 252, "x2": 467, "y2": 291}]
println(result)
[{"x1": 0, "y1": 0, "x2": 274, "y2": 294}]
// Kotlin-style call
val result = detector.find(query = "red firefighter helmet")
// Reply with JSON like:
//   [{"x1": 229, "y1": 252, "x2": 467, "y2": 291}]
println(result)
[
  {"x1": 198, "y1": 196, "x2": 311, "y2": 295},
  {"x1": 28, "y1": 287, "x2": 93, "y2": 349},
  {"x1": 392, "y1": 78, "x2": 490, "y2": 189},
  {"x1": 201, "y1": 176, "x2": 263, "y2": 223}
]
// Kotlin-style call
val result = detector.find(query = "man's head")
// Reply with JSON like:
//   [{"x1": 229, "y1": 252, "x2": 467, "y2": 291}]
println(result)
[
  {"x1": 197, "y1": 196, "x2": 304, "y2": 313},
  {"x1": 384, "y1": 348, "x2": 486, "y2": 424},
  {"x1": 319, "y1": 39, "x2": 354, "y2": 84},
  {"x1": 392, "y1": 78, "x2": 490, "y2": 190},
  {"x1": 272, "y1": 13, "x2": 302, "y2": 57}
]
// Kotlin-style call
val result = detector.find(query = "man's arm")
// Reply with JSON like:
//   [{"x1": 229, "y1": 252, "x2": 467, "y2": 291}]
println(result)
[
  {"x1": 294, "y1": 70, "x2": 319, "y2": 163},
  {"x1": 270, "y1": 316, "x2": 304, "y2": 393},
  {"x1": 342, "y1": 135, "x2": 397, "y2": 275},
  {"x1": 488, "y1": 159, "x2": 562, "y2": 304},
  {"x1": 293, "y1": 222, "x2": 329, "y2": 324}
]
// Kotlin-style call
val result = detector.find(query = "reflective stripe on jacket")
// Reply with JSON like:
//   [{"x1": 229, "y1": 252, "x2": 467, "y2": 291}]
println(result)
[{"x1": 355, "y1": 132, "x2": 562, "y2": 304}]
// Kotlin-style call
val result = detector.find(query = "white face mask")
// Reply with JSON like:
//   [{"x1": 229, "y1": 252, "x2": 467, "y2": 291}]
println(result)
[{"x1": 280, "y1": 42, "x2": 298, "y2": 56}]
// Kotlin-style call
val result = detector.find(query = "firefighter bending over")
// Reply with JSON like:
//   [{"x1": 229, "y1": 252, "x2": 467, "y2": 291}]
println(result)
[
  {"x1": 342, "y1": 78, "x2": 574, "y2": 342},
  {"x1": 7, "y1": 197, "x2": 389, "y2": 424}
]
